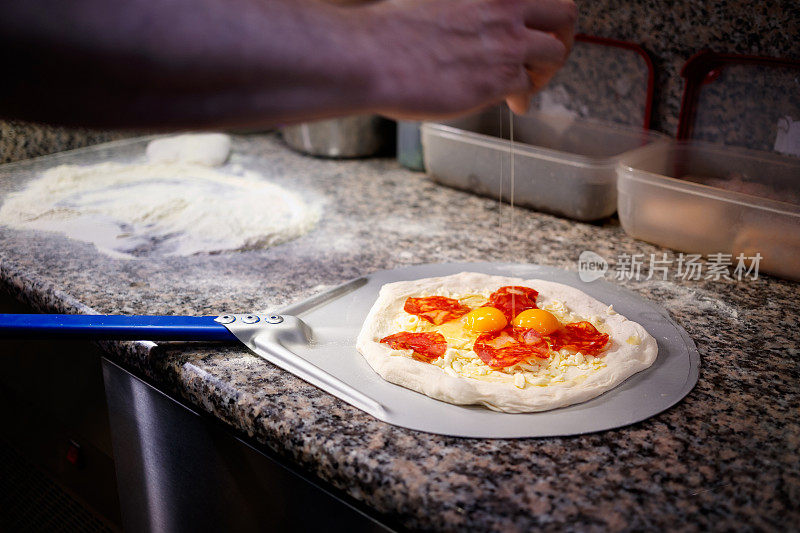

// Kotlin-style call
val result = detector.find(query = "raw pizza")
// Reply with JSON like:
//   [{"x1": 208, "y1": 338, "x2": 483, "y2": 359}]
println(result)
[{"x1": 356, "y1": 272, "x2": 658, "y2": 413}]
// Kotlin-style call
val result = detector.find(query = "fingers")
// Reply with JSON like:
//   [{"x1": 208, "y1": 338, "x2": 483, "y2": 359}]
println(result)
[
  {"x1": 505, "y1": 65, "x2": 533, "y2": 115},
  {"x1": 370, "y1": 0, "x2": 576, "y2": 119},
  {"x1": 526, "y1": 63, "x2": 558, "y2": 91},
  {"x1": 521, "y1": 0, "x2": 576, "y2": 60},
  {"x1": 509, "y1": 28, "x2": 571, "y2": 115},
  {"x1": 523, "y1": 29, "x2": 568, "y2": 68},
  {"x1": 551, "y1": 25, "x2": 575, "y2": 55},
  {"x1": 506, "y1": 93, "x2": 531, "y2": 114},
  {"x1": 521, "y1": 0, "x2": 578, "y2": 33}
]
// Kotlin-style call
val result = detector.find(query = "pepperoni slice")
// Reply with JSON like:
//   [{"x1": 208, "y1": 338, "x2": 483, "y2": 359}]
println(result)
[
  {"x1": 380, "y1": 331, "x2": 447, "y2": 361},
  {"x1": 404, "y1": 296, "x2": 471, "y2": 325},
  {"x1": 548, "y1": 321, "x2": 609, "y2": 356},
  {"x1": 483, "y1": 286, "x2": 539, "y2": 322},
  {"x1": 473, "y1": 326, "x2": 550, "y2": 369}
]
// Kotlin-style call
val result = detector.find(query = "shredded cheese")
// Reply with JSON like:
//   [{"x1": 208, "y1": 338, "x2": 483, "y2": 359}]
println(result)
[{"x1": 395, "y1": 293, "x2": 608, "y2": 387}]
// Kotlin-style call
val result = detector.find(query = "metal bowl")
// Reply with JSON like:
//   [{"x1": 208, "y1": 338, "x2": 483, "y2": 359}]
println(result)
[{"x1": 280, "y1": 115, "x2": 392, "y2": 158}]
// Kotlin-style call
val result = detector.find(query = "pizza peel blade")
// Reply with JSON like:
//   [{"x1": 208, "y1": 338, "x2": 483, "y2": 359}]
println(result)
[
  {"x1": 223, "y1": 262, "x2": 699, "y2": 438},
  {"x1": 221, "y1": 311, "x2": 388, "y2": 420}
]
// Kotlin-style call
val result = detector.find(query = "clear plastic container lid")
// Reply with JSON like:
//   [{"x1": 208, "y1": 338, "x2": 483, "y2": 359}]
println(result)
[
  {"x1": 529, "y1": 34, "x2": 654, "y2": 129},
  {"x1": 678, "y1": 52, "x2": 800, "y2": 157}
]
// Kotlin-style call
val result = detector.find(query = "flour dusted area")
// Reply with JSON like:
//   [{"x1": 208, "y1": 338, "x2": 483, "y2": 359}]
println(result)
[{"x1": 0, "y1": 135, "x2": 319, "y2": 258}]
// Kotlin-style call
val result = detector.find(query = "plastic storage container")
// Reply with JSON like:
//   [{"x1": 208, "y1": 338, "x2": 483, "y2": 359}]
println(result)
[
  {"x1": 422, "y1": 106, "x2": 668, "y2": 221},
  {"x1": 618, "y1": 52, "x2": 800, "y2": 280},
  {"x1": 618, "y1": 141, "x2": 800, "y2": 280}
]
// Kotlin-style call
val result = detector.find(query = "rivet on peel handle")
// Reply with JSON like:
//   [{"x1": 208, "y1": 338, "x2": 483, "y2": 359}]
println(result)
[
  {"x1": 242, "y1": 315, "x2": 260, "y2": 324},
  {"x1": 214, "y1": 315, "x2": 236, "y2": 324},
  {"x1": 266, "y1": 315, "x2": 284, "y2": 324}
]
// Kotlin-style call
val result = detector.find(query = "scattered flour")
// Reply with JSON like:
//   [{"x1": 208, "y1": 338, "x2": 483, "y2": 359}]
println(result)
[{"x1": 0, "y1": 161, "x2": 319, "y2": 259}]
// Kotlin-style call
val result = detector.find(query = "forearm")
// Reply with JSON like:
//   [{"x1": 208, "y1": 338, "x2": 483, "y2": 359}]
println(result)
[
  {"x1": 0, "y1": 0, "x2": 576, "y2": 129},
  {"x1": 0, "y1": 0, "x2": 380, "y2": 129}
]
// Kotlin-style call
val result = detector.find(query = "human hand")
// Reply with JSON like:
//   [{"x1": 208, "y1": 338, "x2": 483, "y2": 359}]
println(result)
[{"x1": 360, "y1": 0, "x2": 577, "y2": 119}]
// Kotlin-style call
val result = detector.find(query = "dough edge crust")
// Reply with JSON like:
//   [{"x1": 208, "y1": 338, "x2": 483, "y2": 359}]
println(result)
[{"x1": 355, "y1": 272, "x2": 658, "y2": 413}]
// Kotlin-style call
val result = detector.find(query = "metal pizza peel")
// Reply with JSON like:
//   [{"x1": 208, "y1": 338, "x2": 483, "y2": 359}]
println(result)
[{"x1": 0, "y1": 262, "x2": 699, "y2": 438}]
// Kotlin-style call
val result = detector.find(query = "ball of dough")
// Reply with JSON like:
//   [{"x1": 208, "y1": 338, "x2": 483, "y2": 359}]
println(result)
[{"x1": 146, "y1": 133, "x2": 232, "y2": 167}]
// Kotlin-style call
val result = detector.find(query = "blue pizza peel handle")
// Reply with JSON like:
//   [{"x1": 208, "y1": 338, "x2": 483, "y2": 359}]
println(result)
[
  {"x1": 0, "y1": 312, "x2": 387, "y2": 419},
  {"x1": 0, "y1": 314, "x2": 238, "y2": 341}
]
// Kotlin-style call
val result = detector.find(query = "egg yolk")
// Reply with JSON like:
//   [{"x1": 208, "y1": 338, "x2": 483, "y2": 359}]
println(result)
[
  {"x1": 511, "y1": 309, "x2": 561, "y2": 335},
  {"x1": 464, "y1": 307, "x2": 508, "y2": 333}
]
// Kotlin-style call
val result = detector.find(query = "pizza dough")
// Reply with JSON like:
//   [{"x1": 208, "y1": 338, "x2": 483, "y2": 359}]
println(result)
[
  {"x1": 146, "y1": 133, "x2": 232, "y2": 166},
  {"x1": 356, "y1": 272, "x2": 658, "y2": 413}
]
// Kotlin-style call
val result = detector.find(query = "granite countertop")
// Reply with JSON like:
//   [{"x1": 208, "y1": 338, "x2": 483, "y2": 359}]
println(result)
[{"x1": 0, "y1": 134, "x2": 797, "y2": 531}]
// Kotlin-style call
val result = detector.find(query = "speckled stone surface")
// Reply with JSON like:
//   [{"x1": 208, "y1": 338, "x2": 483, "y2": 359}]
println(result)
[
  {"x1": 531, "y1": 37, "x2": 652, "y2": 128},
  {"x1": 0, "y1": 120, "x2": 132, "y2": 164},
  {"x1": 578, "y1": 0, "x2": 800, "y2": 135},
  {"x1": 0, "y1": 135, "x2": 798, "y2": 531}
]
